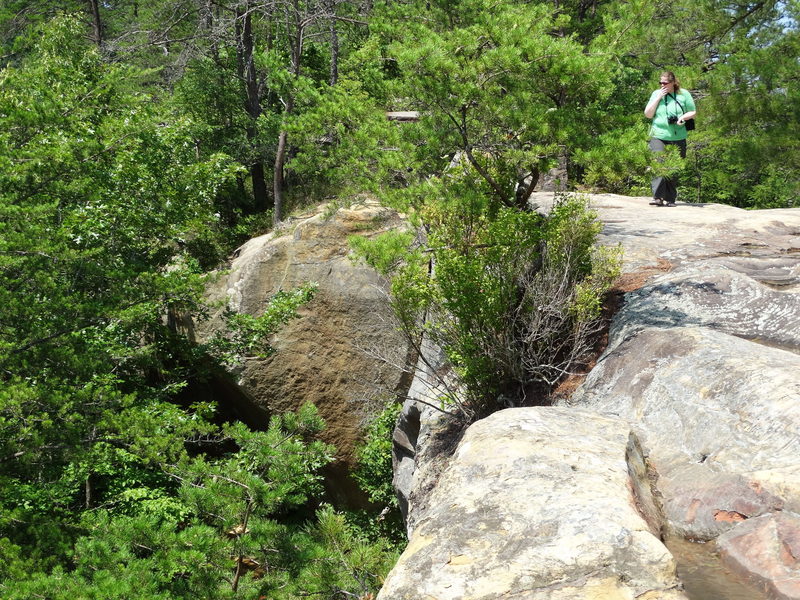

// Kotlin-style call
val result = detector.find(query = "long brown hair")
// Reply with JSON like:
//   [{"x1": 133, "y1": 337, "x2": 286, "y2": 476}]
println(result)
[{"x1": 660, "y1": 71, "x2": 681, "y2": 92}]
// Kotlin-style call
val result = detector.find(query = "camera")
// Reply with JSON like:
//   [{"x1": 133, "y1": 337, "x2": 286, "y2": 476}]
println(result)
[{"x1": 667, "y1": 115, "x2": 680, "y2": 125}]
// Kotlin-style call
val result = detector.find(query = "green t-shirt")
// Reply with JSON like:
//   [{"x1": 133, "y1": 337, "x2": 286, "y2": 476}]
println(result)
[{"x1": 648, "y1": 88, "x2": 696, "y2": 141}]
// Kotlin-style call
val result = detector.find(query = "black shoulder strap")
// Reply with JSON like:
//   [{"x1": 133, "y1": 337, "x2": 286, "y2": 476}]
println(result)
[{"x1": 669, "y1": 92, "x2": 685, "y2": 113}]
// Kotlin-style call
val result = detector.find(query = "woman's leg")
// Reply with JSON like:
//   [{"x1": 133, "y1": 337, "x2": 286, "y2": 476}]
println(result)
[
  {"x1": 662, "y1": 139, "x2": 687, "y2": 205},
  {"x1": 661, "y1": 176, "x2": 678, "y2": 204},
  {"x1": 648, "y1": 138, "x2": 667, "y2": 203}
]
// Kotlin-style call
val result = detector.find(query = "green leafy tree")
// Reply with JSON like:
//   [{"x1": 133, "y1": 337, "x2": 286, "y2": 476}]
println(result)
[
  {"x1": 353, "y1": 402, "x2": 402, "y2": 509},
  {"x1": 2, "y1": 18, "x2": 400, "y2": 598},
  {"x1": 689, "y1": 0, "x2": 800, "y2": 207},
  {"x1": 167, "y1": 0, "x2": 379, "y2": 222},
  {"x1": 347, "y1": 0, "x2": 622, "y2": 420},
  {"x1": 0, "y1": 13, "x2": 231, "y2": 569},
  {"x1": 378, "y1": 0, "x2": 617, "y2": 209},
  {"x1": 354, "y1": 187, "x2": 619, "y2": 421}
]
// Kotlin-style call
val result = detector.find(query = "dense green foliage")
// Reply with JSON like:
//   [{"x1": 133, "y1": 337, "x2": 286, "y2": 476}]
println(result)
[
  {"x1": 379, "y1": 0, "x2": 616, "y2": 207},
  {"x1": 353, "y1": 403, "x2": 402, "y2": 509},
  {"x1": 2, "y1": 404, "x2": 397, "y2": 599},
  {"x1": 1, "y1": 0, "x2": 798, "y2": 597},
  {"x1": 353, "y1": 190, "x2": 620, "y2": 419},
  {"x1": 352, "y1": 402, "x2": 406, "y2": 543},
  {"x1": 4, "y1": 0, "x2": 797, "y2": 210},
  {"x1": 0, "y1": 15, "x2": 394, "y2": 599}
]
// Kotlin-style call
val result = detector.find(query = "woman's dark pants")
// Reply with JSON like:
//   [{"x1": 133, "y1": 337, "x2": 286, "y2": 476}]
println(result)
[{"x1": 649, "y1": 138, "x2": 686, "y2": 203}]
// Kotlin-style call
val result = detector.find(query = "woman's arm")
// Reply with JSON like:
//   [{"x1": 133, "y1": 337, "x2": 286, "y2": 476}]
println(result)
[
  {"x1": 644, "y1": 89, "x2": 666, "y2": 118},
  {"x1": 677, "y1": 90, "x2": 696, "y2": 124}
]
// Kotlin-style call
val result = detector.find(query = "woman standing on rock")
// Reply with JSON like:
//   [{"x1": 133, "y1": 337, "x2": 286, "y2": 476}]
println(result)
[{"x1": 644, "y1": 71, "x2": 696, "y2": 207}]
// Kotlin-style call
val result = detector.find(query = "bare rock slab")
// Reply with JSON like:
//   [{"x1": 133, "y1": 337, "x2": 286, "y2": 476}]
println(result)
[
  {"x1": 392, "y1": 334, "x2": 466, "y2": 532},
  {"x1": 717, "y1": 512, "x2": 800, "y2": 600},
  {"x1": 378, "y1": 407, "x2": 688, "y2": 600},
  {"x1": 530, "y1": 192, "x2": 800, "y2": 280},
  {"x1": 658, "y1": 465, "x2": 785, "y2": 541},
  {"x1": 570, "y1": 325, "x2": 800, "y2": 539}
]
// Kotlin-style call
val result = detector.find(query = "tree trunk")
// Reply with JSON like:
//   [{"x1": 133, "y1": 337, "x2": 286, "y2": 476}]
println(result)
[
  {"x1": 87, "y1": 0, "x2": 102, "y2": 46},
  {"x1": 205, "y1": 0, "x2": 218, "y2": 60},
  {"x1": 231, "y1": 501, "x2": 254, "y2": 592},
  {"x1": 251, "y1": 162, "x2": 269, "y2": 214},
  {"x1": 328, "y1": 0, "x2": 339, "y2": 85},
  {"x1": 273, "y1": 130, "x2": 288, "y2": 224},
  {"x1": 273, "y1": 7, "x2": 304, "y2": 225},
  {"x1": 241, "y1": 8, "x2": 260, "y2": 124},
  {"x1": 236, "y1": 3, "x2": 272, "y2": 213},
  {"x1": 85, "y1": 475, "x2": 93, "y2": 509},
  {"x1": 515, "y1": 167, "x2": 540, "y2": 210}
]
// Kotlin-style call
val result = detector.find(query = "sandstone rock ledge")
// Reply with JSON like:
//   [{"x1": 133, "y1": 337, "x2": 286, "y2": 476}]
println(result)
[
  {"x1": 387, "y1": 194, "x2": 800, "y2": 598},
  {"x1": 379, "y1": 408, "x2": 688, "y2": 600},
  {"x1": 551, "y1": 193, "x2": 800, "y2": 596}
]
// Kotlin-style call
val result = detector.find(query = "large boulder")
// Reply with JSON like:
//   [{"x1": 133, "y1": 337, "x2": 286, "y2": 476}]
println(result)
[
  {"x1": 544, "y1": 193, "x2": 800, "y2": 592},
  {"x1": 379, "y1": 407, "x2": 688, "y2": 600},
  {"x1": 198, "y1": 200, "x2": 413, "y2": 505},
  {"x1": 605, "y1": 264, "x2": 800, "y2": 354},
  {"x1": 570, "y1": 325, "x2": 800, "y2": 539}
]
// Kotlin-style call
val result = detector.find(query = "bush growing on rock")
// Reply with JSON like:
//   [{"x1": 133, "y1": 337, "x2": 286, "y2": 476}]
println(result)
[
  {"x1": 354, "y1": 402, "x2": 403, "y2": 509},
  {"x1": 353, "y1": 186, "x2": 620, "y2": 421}
]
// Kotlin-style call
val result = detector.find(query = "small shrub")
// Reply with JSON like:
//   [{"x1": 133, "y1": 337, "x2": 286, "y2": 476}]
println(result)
[
  {"x1": 354, "y1": 402, "x2": 403, "y2": 509},
  {"x1": 353, "y1": 188, "x2": 620, "y2": 421}
]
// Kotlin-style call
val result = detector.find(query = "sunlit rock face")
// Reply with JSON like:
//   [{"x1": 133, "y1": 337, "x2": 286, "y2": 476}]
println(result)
[
  {"x1": 379, "y1": 407, "x2": 688, "y2": 600},
  {"x1": 550, "y1": 193, "x2": 800, "y2": 592},
  {"x1": 571, "y1": 326, "x2": 800, "y2": 539},
  {"x1": 198, "y1": 200, "x2": 413, "y2": 506},
  {"x1": 386, "y1": 194, "x2": 800, "y2": 598}
]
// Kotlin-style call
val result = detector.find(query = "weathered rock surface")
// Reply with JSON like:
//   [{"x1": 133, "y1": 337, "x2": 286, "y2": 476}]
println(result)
[
  {"x1": 379, "y1": 408, "x2": 688, "y2": 600},
  {"x1": 570, "y1": 325, "x2": 800, "y2": 538},
  {"x1": 198, "y1": 200, "x2": 412, "y2": 504},
  {"x1": 717, "y1": 512, "x2": 800, "y2": 600},
  {"x1": 606, "y1": 265, "x2": 800, "y2": 353},
  {"x1": 543, "y1": 193, "x2": 800, "y2": 592}
]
